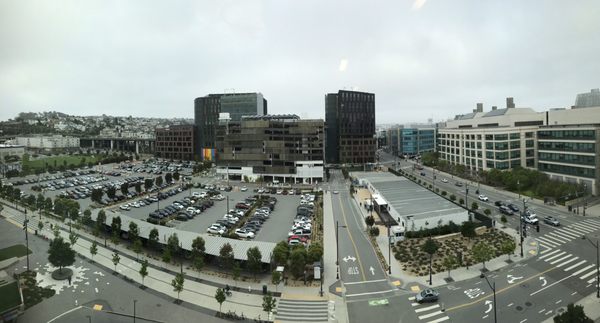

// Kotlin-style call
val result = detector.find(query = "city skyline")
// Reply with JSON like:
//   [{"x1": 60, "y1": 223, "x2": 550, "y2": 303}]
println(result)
[{"x1": 1, "y1": 1, "x2": 599, "y2": 124}]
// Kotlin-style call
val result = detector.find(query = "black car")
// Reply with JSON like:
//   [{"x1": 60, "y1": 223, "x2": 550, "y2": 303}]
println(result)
[
  {"x1": 494, "y1": 201, "x2": 506, "y2": 207},
  {"x1": 507, "y1": 204, "x2": 520, "y2": 213},
  {"x1": 455, "y1": 182, "x2": 463, "y2": 187},
  {"x1": 499, "y1": 205, "x2": 514, "y2": 215}
]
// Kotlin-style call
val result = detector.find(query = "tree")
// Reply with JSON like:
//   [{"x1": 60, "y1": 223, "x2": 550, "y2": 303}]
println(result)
[
  {"x1": 500, "y1": 215, "x2": 507, "y2": 227},
  {"x1": 69, "y1": 232, "x2": 78, "y2": 246},
  {"x1": 96, "y1": 210, "x2": 106, "y2": 232},
  {"x1": 173, "y1": 171, "x2": 180, "y2": 181},
  {"x1": 128, "y1": 221, "x2": 139, "y2": 240},
  {"x1": 162, "y1": 248, "x2": 172, "y2": 265},
  {"x1": 111, "y1": 216, "x2": 122, "y2": 234},
  {"x1": 91, "y1": 188, "x2": 103, "y2": 203},
  {"x1": 232, "y1": 262, "x2": 241, "y2": 287},
  {"x1": 271, "y1": 270, "x2": 282, "y2": 292},
  {"x1": 48, "y1": 236, "x2": 75, "y2": 274},
  {"x1": 262, "y1": 292, "x2": 277, "y2": 320},
  {"x1": 165, "y1": 172, "x2": 173, "y2": 184},
  {"x1": 471, "y1": 202, "x2": 479, "y2": 210},
  {"x1": 215, "y1": 288, "x2": 227, "y2": 315},
  {"x1": 219, "y1": 243, "x2": 234, "y2": 270},
  {"x1": 144, "y1": 178, "x2": 154, "y2": 191},
  {"x1": 246, "y1": 246, "x2": 262, "y2": 278},
  {"x1": 501, "y1": 239, "x2": 516, "y2": 261},
  {"x1": 553, "y1": 303, "x2": 593, "y2": 323},
  {"x1": 135, "y1": 182, "x2": 142, "y2": 194},
  {"x1": 422, "y1": 238, "x2": 439, "y2": 285},
  {"x1": 107, "y1": 186, "x2": 117, "y2": 199},
  {"x1": 449, "y1": 194, "x2": 456, "y2": 201},
  {"x1": 139, "y1": 259, "x2": 149, "y2": 287},
  {"x1": 120, "y1": 182, "x2": 129, "y2": 196},
  {"x1": 155, "y1": 176, "x2": 163, "y2": 187},
  {"x1": 112, "y1": 251, "x2": 121, "y2": 272},
  {"x1": 171, "y1": 272, "x2": 185, "y2": 302},
  {"x1": 472, "y1": 242, "x2": 494, "y2": 271},
  {"x1": 365, "y1": 215, "x2": 375, "y2": 230},
  {"x1": 461, "y1": 221, "x2": 477, "y2": 240},
  {"x1": 82, "y1": 209, "x2": 92, "y2": 226},
  {"x1": 133, "y1": 239, "x2": 143, "y2": 260},
  {"x1": 289, "y1": 247, "x2": 307, "y2": 279},
  {"x1": 483, "y1": 208, "x2": 491, "y2": 216},
  {"x1": 273, "y1": 241, "x2": 289, "y2": 266},
  {"x1": 148, "y1": 228, "x2": 160, "y2": 250},
  {"x1": 167, "y1": 233, "x2": 180, "y2": 257},
  {"x1": 307, "y1": 243, "x2": 323, "y2": 263},
  {"x1": 443, "y1": 255, "x2": 457, "y2": 278},
  {"x1": 90, "y1": 240, "x2": 98, "y2": 261},
  {"x1": 37, "y1": 221, "x2": 44, "y2": 233},
  {"x1": 191, "y1": 236, "x2": 206, "y2": 256}
]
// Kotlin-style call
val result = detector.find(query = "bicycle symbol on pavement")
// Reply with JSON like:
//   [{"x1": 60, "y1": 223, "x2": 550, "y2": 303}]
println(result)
[{"x1": 464, "y1": 288, "x2": 485, "y2": 299}]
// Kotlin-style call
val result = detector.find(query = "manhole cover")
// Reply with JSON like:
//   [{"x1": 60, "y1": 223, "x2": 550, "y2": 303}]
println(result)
[
  {"x1": 520, "y1": 283, "x2": 529, "y2": 288},
  {"x1": 516, "y1": 306, "x2": 523, "y2": 311},
  {"x1": 525, "y1": 302, "x2": 532, "y2": 307}
]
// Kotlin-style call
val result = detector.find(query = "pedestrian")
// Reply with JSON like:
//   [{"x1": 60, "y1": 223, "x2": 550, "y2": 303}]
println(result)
[{"x1": 68, "y1": 276, "x2": 71, "y2": 285}]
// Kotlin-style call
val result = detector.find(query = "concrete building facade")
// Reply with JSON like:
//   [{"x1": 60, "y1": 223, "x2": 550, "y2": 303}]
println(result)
[
  {"x1": 154, "y1": 125, "x2": 196, "y2": 161},
  {"x1": 215, "y1": 115, "x2": 324, "y2": 184},
  {"x1": 14, "y1": 135, "x2": 80, "y2": 150}
]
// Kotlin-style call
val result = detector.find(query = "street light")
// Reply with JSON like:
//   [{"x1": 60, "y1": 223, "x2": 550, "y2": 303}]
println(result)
[
  {"x1": 336, "y1": 220, "x2": 347, "y2": 280},
  {"x1": 23, "y1": 209, "x2": 30, "y2": 272},
  {"x1": 387, "y1": 224, "x2": 392, "y2": 274},
  {"x1": 581, "y1": 235, "x2": 600, "y2": 298},
  {"x1": 480, "y1": 273, "x2": 497, "y2": 323},
  {"x1": 520, "y1": 198, "x2": 527, "y2": 258},
  {"x1": 133, "y1": 299, "x2": 138, "y2": 322}
]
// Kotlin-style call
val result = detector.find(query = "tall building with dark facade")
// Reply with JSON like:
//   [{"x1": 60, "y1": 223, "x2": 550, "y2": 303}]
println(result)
[
  {"x1": 194, "y1": 92, "x2": 267, "y2": 159},
  {"x1": 325, "y1": 90, "x2": 376, "y2": 164},
  {"x1": 154, "y1": 125, "x2": 196, "y2": 161}
]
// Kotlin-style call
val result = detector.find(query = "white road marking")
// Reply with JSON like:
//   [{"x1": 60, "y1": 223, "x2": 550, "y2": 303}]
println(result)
[
  {"x1": 571, "y1": 265, "x2": 595, "y2": 276},
  {"x1": 408, "y1": 296, "x2": 415, "y2": 301},
  {"x1": 426, "y1": 317, "x2": 449, "y2": 323},
  {"x1": 538, "y1": 249, "x2": 561, "y2": 260},
  {"x1": 549, "y1": 254, "x2": 573, "y2": 265},
  {"x1": 556, "y1": 300, "x2": 562, "y2": 304},
  {"x1": 564, "y1": 260, "x2": 587, "y2": 272},
  {"x1": 520, "y1": 319, "x2": 527, "y2": 323},
  {"x1": 415, "y1": 304, "x2": 439, "y2": 313},
  {"x1": 538, "y1": 309, "x2": 545, "y2": 313},
  {"x1": 587, "y1": 277, "x2": 596, "y2": 284},
  {"x1": 411, "y1": 303, "x2": 419, "y2": 307},
  {"x1": 545, "y1": 310, "x2": 552, "y2": 315},
  {"x1": 559, "y1": 227, "x2": 586, "y2": 237},
  {"x1": 95, "y1": 287, "x2": 98, "y2": 293},
  {"x1": 507, "y1": 303, "x2": 514, "y2": 307},
  {"x1": 556, "y1": 256, "x2": 578, "y2": 268},
  {"x1": 418, "y1": 310, "x2": 444, "y2": 320},
  {"x1": 580, "y1": 270, "x2": 597, "y2": 280},
  {"x1": 531, "y1": 275, "x2": 572, "y2": 296},
  {"x1": 344, "y1": 279, "x2": 387, "y2": 285},
  {"x1": 571, "y1": 292, "x2": 577, "y2": 296},
  {"x1": 482, "y1": 315, "x2": 488, "y2": 319},
  {"x1": 553, "y1": 230, "x2": 580, "y2": 239},
  {"x1": 544, "y1": 251, "x2": 567, "y2": 262},
  {"x1": 345, "y1": 289, "x2": 396, "y2": 297}
]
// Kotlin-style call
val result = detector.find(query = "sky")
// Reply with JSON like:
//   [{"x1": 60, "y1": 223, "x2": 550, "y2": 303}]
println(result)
[{"x1": 1, "y1": 0, "x2": 600, "y2": 124}]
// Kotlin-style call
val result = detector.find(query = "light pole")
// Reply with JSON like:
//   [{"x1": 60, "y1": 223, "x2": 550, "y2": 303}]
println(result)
[
  {"x1": 465, "y1": 183, "x2": 469, "y2": 208},
  {"x1": 582, "y1": 235, "x2": 600, "y2": 298},
  {"x1": 387, "y1": 224, "x2": 392, "y2": 274},
  {"x1": 520, "y1": 198, "x2": 527, "y2": 258},
  {"x1": 24, "y1": 210, "x2": 30, "y2": 272},
  {"x1": 481, "y1": 273, "x2": 497, "y2": 323},
  {"x1": 133, "y1": 299, "x2": 138, "y2": 322},
  {"x1": 583, "y1": 184, "x2": 588, "y2": 216},
  {"x1": 336, "y1": 221, "x2": 347, "y2": 280},
  {"x1": 517, "y1": 180, "x2": 520, "y2": 199}
]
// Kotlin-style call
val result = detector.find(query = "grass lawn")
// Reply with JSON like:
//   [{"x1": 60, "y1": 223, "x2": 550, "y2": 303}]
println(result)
[
  {"x1": 0, "y1": 282, "x2": 21, "y2": 313},
  {"x1": 0, "y1": 245, "x2": 32, "y2": 262},
  {"x1": 24, "y1": 155, "x2": 101, "y2": 171}
]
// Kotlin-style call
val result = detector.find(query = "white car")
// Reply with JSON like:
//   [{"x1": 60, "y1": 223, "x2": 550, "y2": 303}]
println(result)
[
  {"x1": 235, "y1": 229, "x2": 255, "y2": 239},
  {"x1": 333, "y1": 191, "x2": 339, "y2": 194},
  {"x1": 240, "y1": 186, "x2": 248, "y2": 192},
  {"x1": 276, "y1": 189, "x2": 283, "y2": 194},
  {"x1": 478, "y1": 195, "x2": 489, "y2": 202},
  {"x1": 257, "y1": 188, "x2": 265, "y2": 194},
  {"x1": 223, "y1": 214, "x2": 239, "y2": 221},
  {"x1": 441, "y1": 178, "x2": 448, "y2": 183},
  {"x1": 119, "y1": 205, "x2": 130, "y2": 211},
  {"x1": 207, "y1": 225, "x2": 225, "y2": 235}
]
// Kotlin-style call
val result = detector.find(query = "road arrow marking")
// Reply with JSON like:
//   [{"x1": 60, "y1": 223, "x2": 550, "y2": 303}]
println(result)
[
  {"x1": 343, "y1": 256, "x2": 357, "y2": 263},
  {"x1": 369, "y1": 266, "x2": 375, "y2": 275},
  {"x1": 507, "y1": 274, "x2": 524, "y2": 284},
  {"x1": 484, "y1": 300, "x2": 493, "y2": 313},
  {"x1": 539, "y1": 276, "x2": 547, "y2": 287}
]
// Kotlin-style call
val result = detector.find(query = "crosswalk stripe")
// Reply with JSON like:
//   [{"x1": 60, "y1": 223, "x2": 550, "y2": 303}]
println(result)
[
  {"x1": 550, "y1": 254, "x2": 572, "y2": 265},
  {"x1": 411, "y1": 303, "x2": 419, "y2": 307},
  {"x1": 544, "y1": 251, "x2": 566, "y2": 262},
  {"x1": 569, "y1": 223, "x2": 595, "y2": 233},
  {"x1": 415, "y1": 304, "x2": 440, "y2": 313},
  {"x1": 571, "y1": 265, "x2": 595, "y2": 276},
  {"x1": 427, "y1": 317, "x2": 450, "y2": 323},
  {"x1": 587, "y1": 277, "x2": 597, "y2": 284},
  {"x1": 418, "y1": 311, "x2": 444, "y2": 320},
  {"x1": 540, "y1": 235, "x2": 565, "y2": 245},
  {"x1": 408, "y1": 296, "x2": 415, "y2": 301},
  {"x1": 536, "y1": 237, "x2": 559, "y2": 248},
  {"x1": 581, "y1": 220, "x2": 600, "y2": 229},
  {"x1": 556, "y1": 256, "x2": 578, "y2": 268},
  {"x1": 546, "y1": 233, "x2": 571, "y2": 243},
  {"x1": 564, "y1": 260, "x2": 587, "y2": 272},
  {"x1": 580, "y1": 270, "x2": 597, "y2": 280},
  {"x1": 540, "y1": 247, "x2": 553, "y2": 254},
  {"x1": 560, "y1": 227, "x2": 587, "y2": 237},
  {"x1": 539, "y1": 249, "x2": 561, "y2": 260},
  {"x1": 553, "y1": 230, "x2": 580, "y2": 239}
]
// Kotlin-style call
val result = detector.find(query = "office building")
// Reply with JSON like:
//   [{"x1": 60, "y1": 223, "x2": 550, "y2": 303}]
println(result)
[
  {"x1": 215, "y1": 115, "x2": 324, "y2": 184},
  {"x1": 194, "y1": 92, "x2": 267, "y2": 158},
  {"x1": 14, "y1": 135, "x2": 80, "y2": 150},
  {"x1": 574, "y1": 89, "x2": 600, "y2": 108},
  {"x1": 154, "y1": 125, "x2": 196, "y2": 161},
  {"x1": 387, "y1": 126, "x2": 436, "y2": 157},
  {"x1": 325, "y1": 90, "x2": 376, "y2": 164}
]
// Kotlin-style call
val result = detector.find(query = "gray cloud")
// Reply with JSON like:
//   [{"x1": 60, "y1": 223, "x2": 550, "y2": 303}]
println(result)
[{"x1": 1, "y1": 0, "x2": 599, "y2": 124}]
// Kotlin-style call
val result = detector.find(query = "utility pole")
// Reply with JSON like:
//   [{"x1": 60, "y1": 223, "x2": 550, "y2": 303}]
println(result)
[
  {"x1": 388, "y1": 224, "x2": 392, "y2": 274},
  {"x1": 133, "y1": 299, "x2": 138, "y2": 323},
  {"x1": 481, "y1": 274, "x2": 497, "y2": 323},
  {"x1": 520, "y1": 198, "x2": 526, "y2": 258},
  {"x1": 24, "y1": 210, "x2": 30, "y2": 272}
]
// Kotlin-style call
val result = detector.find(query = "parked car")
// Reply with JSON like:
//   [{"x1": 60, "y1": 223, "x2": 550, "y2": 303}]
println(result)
[
  {"x1": 235, "y1": 229, "x2": 255, "y2": 239},
  {"x1": 455, "y1": 182, "x2": 463, "y2": 187},
  {"x1": 523, "y1": 214, "x2": 539, "y2": 225},
  {"x1": 416, "y1": 289, "x2": 439, "y2": 303},
  {"x1": 207, "y1": 225, "x2": 225, "y2": 235},
  {"x1": 543, "y1": 216, "x2": 560, "y2": 226},
  {"x1": 494, "y1": 200, "x2": 506, "y2": 207}
]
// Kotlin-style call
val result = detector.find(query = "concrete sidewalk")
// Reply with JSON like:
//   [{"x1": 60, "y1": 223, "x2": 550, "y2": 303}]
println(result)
[{"x1": 541, "y1": 292, "x2": 600, "y2": 323}]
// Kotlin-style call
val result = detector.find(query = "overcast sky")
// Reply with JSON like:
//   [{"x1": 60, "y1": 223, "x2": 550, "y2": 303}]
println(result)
[{"x1": 1, "y1": 0, "x2": 599, "y2": 124}]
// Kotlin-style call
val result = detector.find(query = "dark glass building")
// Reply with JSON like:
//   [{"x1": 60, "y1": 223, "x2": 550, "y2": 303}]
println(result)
[
  {"x1": 154, "y1": 125, "x2": 196, "y2": 161},
  {"x1": 325, "y1": 90, "x2": 376, "y2": 164},
  {"x1": 194, "y1": 92, "x2": 266, "y2": 159}
]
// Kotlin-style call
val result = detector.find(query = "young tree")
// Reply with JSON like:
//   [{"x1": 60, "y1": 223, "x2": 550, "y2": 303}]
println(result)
[
  {"x1": 262, "y1": 293, "x2": 277, "y2": 320},
  {"x1": 111, "y1": 216, "x2": 122, "y2": 234},
  {"x1": 246, "y1": 246, "x2": 262, "y2": 278},
  {"x1": 173, "y1": 171, "x2": 180, "y2": 181},
  {"x1": 443, "y1": 255, "x2": 457, "y2": 279},
  {"x1": 37, "y1": 220, "x2": 44, "y2": 233},
  {"x1": 162, "y1": 248, "x2": 172, "y2": 265},
  {"x1": 133, "y1": 239, "x2": 143, "y2": 260},
  {"x1": 90, "y1": 240, "x2": 98, "y2": 262},
  {"x1": 120, "y1": 182, "x2": 129, "y2": 196},
  {"x1": 273, "y1": 241, "x2": 290, "y2": 266},
  {"x1": 471, "y1": 202, "x2": 479, "y2": 210},
  {"x1": 215, "y1": 288, "x2": 226, "y2": 316},
  {"x1": 144, "y1": 178, "x2": 154, "y2": 191},
  {"x1": 271, "y1": 270, "x2": 282, "y2": 292},
  {"x1": 148, "y1": 228, "x2": 160, "y2": 250},
  {"x1": 422, "y1": 238, "x2": 439, "y2": 285},
  {"x1": 129, "y1": 222, "x2": 139, "y2": 241},
  {"x1": 192, "y1": 236, "x2": 206, "y2": 273},
  {"x1": 167, "y1": 233, "x2": 180, "y2": 257},
  {"x1": 501, "y1": 239, "x2": 516, "y2": 261},
  {"x1": 48, "y1": 236, "x2": 75, "y2": 274},
  {"x1": 155, "y1": 176, "x2": 163, "y2": 187},
  {"x1": 68, "y1": 232, "x2": 78, "y2": 246},
  {"x1": 472, "y1": 242, "x2": 494, "y2": 271},
  {"x1": 139, "y1": 259, "x2": 149, "y2": 287},
  {"x1": 165, "y1": 172, "x2": 173, "y2": 184},
  {"x1": 91, "y1": 188, "x2": 103, "y2": 203},
  {"x1": 553, "y1": 303, "x2": 593, "y2": 323},
  {"x1": 365, "y1": 215, "x2": 375, "y2": 230},
  {"x1": 483, "y1": 208, "x2": 491, "y2": 216},
  {"x1": 135, "y1": 182, "x2": 142, "y2": 194},
  {"x1": 96, "y1": 210, "x2": 107, "y2": 233},
  {"x1": 500, "y1": 215, "x2": 508, "y2": 227},
  {"x1": 171, "y1": 272, "x2": 185, "y2": 302},
  {"x1": 219, "y1": 243, "x2": 234, "y2": 270},
  {"x1": 82, "y1": 209, "x2": 92, "y2": 226},
  {"x1": 111, "y1": 230, "x2": 120, "y2": 246},
  {"x1": 106, "y1": 186, "x2": 116, "y2": 199},
  {"x1": 461, "y1": 221, "x2": 477, "y2": 240},
  {"x1": 289, "y1": 247, "x2": 307, "y2": 279},
  {"x1": 112, "y1": 251, "x2": 121, "y2": 272}
]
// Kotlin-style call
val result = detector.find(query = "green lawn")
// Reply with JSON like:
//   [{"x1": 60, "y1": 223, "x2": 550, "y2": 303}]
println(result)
[
  {"x1": 24, "y1": 155, "x2": 100, "y2": 171},
  {"x1": 0, "y1": 282, "x2": 21, "y2": 313},
  {"x1": 0, "y1": 245, "x2": 32, "y2": 262}
]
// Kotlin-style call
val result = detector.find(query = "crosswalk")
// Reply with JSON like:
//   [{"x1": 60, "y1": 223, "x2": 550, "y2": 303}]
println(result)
[
  {"x1": 407, "y1": 296, "x2": 449, "y2": 323},
  {"x1": 536, "y1": 219, "x2": 600, "y2": 249},
  {"x1": 538, "y1": 249, "x2": 599, "y2": 285},
  {"x1": 275, "y1": 299, "x2": 329, "y2": 322}
]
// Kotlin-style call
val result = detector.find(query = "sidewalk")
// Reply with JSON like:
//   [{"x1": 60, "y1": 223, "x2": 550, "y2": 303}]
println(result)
[{"x1": 541, "y1": 292, "x2": 600, "y2": 323}]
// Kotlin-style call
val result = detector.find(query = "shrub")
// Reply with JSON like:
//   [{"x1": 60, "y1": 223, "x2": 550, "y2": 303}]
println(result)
[
  {"x1": 441, "y1": 191, "x2": 447, "y2": 196},
  {"x1": 449, "y1": 194, "x2": 456, "y2": 201},
  {"x1": 369, "y1": 227, "x2": 380, "y2": 236}
]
